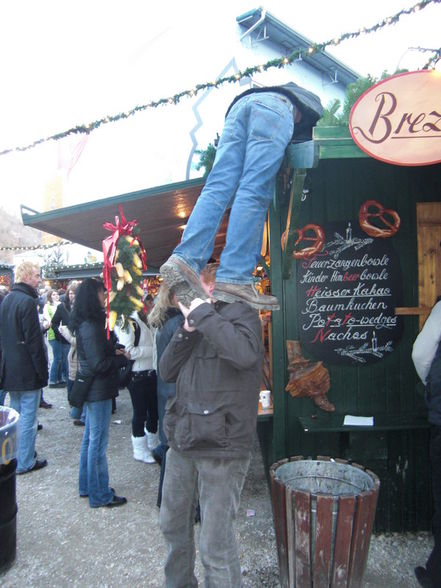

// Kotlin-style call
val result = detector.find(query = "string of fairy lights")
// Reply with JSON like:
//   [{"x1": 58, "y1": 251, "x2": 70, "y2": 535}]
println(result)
[
  {"x1": 0, "y1": 240, "x2": 71, "y2": 252},
  {"x1": 420, "y1": 46, "x2": 441, "y2": 68},
  {"x1": 0, "y1": 0, "x2": 439, "y2": 158}
]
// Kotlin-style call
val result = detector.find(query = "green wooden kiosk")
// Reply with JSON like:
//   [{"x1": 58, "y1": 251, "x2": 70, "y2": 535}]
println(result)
[{"x1": 260, "y1": 126, "x2": 441, "y2": 533}]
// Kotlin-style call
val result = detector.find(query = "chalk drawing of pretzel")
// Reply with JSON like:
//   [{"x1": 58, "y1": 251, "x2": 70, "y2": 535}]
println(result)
[
  {"x1": 281, "y1": 224, "x2": 325, "y2": 259},
  {"x1": 359, "y1": 199, "x2": 400, "y2": 238}
]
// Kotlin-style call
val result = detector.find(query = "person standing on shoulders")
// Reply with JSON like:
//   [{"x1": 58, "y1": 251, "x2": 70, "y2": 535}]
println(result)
[
  {"x1": 0, "y1": 261, "x2": 48, "y2": 474},
  {"x1": 412, "y1": 297, "x2": 441, "y2": 588},
  {"x1": 160, "y1": 81, "x2": 323, "y2": 311}
]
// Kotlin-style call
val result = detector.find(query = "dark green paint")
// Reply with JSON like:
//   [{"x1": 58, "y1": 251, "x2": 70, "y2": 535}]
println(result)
[{"x1": 264, "y1": 128, "x2": 441, "y2": 532}]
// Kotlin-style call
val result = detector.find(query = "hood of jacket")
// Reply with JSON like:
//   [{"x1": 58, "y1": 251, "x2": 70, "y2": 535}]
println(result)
[{"x1": 280, "y1": 82, "x2": 323, "y2": 122}]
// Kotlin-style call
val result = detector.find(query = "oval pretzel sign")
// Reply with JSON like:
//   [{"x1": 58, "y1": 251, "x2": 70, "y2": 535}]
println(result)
[{"x1": 349, "y1": 70, "x2": 441, "y2": 167}]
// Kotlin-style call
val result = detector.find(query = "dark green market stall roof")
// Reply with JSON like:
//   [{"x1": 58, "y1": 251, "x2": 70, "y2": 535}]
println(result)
[
  {"x1": 44, "y1": 262, "x2": 105, "y2": 280},
  {"x1": 21, "y1": 177, "x2": 228, "y2": 272}
]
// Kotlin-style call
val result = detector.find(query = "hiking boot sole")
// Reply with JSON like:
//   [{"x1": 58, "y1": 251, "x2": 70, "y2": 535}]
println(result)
[
  {"x1": 213, "y1": 288, "x2": 280, "y2": 311},
  {"x1": 160, "y1": 255, "x2": 206, "y2": 300}
]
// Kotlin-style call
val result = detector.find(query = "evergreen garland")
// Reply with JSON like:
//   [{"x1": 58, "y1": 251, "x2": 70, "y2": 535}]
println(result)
[
  {"x1": 1, "y1": 0, "x2": 438, "y2": 157},
  {"x1": 195, "y1": 141, "x2": 217, "y2": 176},
  {"x1": 318, "y1": 70, "x2": 408, "y2": 127}
]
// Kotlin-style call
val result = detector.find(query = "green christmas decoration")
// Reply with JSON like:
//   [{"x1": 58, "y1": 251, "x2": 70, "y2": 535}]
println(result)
[
  {"x1": 102, "y1": 209, "x2": 147, "y2": 334},
  {"x1": 195, "y1": 140, "x2": 218, "y2": 176}
]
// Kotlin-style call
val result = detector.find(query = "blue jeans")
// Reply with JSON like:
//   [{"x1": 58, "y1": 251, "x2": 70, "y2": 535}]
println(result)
[
  {"x1": 174, "y1": 92, "x2": 294, "y2": 284},
  {"x1": 8, "y1": 389, "x2": 41, "y2": 473},
  {"x1": 0, "y1": 390, "x2": 6, "y2": 405},
  {"x1": 60, "y1": 343, "x2": 69, "y2": 383},
  {"x1": 48, "y1": 339, "x2": 62, "y2": 384},
  {"x1": 78, "y1": 399, "x2": 114, "y2": 507},
  {"x1": 160, "y1": 448, "x2": 250, "y2": 587}
]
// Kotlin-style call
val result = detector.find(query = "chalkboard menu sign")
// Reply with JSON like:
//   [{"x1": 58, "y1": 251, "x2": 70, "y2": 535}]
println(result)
[{"x1": 297, "y1": 221, "x2": 403, "y2": 365}]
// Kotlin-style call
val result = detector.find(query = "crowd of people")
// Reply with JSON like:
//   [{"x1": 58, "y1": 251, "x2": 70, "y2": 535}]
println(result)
[
  {"x1": 0, "y1": 262, "x2": 179, "y2": 511},
  {"x1": 0, "y1": 256, "x2": 264, "y2": 586}
]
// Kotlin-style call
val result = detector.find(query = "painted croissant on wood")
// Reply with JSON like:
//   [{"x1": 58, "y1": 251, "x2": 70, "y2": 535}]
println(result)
[{"x1": 285, "y1": 340, "x2": 335, "y2": 412}]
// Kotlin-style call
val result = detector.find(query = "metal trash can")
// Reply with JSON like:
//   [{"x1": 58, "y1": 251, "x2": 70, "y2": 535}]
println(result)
[
  {"x1": 0, "y1": 406, "x2": 19, "y2": 572},
  {"x1": 270, "y1": 456, "x2": 380, "y2": 588}
]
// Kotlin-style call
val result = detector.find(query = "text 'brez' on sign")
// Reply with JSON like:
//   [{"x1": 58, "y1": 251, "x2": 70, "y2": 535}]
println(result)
[{"x1": 349, "y1": 70, "x2": 441, "y2": 167}]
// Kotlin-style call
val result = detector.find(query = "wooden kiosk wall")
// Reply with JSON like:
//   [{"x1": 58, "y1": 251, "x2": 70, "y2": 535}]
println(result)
[{"x1": 260, "y1": 134, "x2": 441, "y2": 532}]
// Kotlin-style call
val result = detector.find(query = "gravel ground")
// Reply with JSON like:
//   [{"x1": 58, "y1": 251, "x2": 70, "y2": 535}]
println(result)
[{"x1": 0, "y1": 387, "x2": 433, "y2": 587}]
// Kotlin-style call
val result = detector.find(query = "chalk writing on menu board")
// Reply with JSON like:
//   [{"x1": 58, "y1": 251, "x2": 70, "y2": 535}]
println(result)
[{"x1": 297, "y1": 221, "x2": 403, "y2": 365}]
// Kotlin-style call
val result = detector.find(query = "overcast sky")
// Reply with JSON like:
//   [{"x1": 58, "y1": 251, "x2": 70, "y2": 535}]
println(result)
[{"x1": 0, "y1": 0, "x2": 440, "y2": 217}]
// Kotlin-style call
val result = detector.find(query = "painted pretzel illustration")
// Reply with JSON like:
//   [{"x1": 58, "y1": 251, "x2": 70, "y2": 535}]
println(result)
[
  {"x1": 359, "y1": 199, "x2": 400, "y2": 238},
  {"x1": 281, "y1": 224, "x2": 325, "y2": 259}
]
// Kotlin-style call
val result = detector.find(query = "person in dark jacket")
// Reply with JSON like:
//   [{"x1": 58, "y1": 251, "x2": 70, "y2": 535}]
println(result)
[
  {"x1": 51, "y1": 281, "x2": 77, "y2": 392},
  {"x1": 160, "y1": 81, "x2": 323, "y2": 311},
  {"x1": 159, "y1": 275, "x2": 264, "y2": 587},
  {"x1": 69, "y1": 278, "x2": 129, "y2": 508},
  {"x1": 0, "y1": 291, "x2": 6, "y2": 406},
  {"x1": 0, "y1": 261, "x2": 48, "y2": 474},
  {"x1": 148, "y1": 282, "x2": 184, "y2": 506},
  {"x1": 412, "y1": 298, "x2": 441, "y2": 588}
]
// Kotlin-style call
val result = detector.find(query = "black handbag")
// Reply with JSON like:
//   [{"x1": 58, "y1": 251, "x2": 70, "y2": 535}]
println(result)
[
  {"x1": 70, "y1": 374, "x2": 94, "y2": 408},
  {"x1": 118, "y1": 360, "x2": 135, "y2": 389},
  {"x1": 118, "y1": 319, "x2": 141, "y2": 389}
]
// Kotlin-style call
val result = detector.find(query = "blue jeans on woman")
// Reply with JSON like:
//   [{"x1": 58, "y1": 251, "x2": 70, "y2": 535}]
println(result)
[
  {"x1": 9, "y1": 389, "x2": 41, "y2": 473},
  {"x1": 60, "y1": 342, "x2": 69, "y2": 383},
  {"x1": 79, "y1": 398, "x2": 114, "y2": 507},
  {"x1": 174, "y1": 91, "x2": 294, "y2": 284},
  {"x1": 48, "y1": 339, "x2": 63, "y2": 384}
]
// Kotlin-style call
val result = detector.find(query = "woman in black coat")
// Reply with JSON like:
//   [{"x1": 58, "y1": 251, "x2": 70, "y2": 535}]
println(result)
[
  {"x1": 51, "y1": 282, "x2": 77, "y2": 392},
  {"x1": 69, "y1": 278, "x2": 129, "y2": 508}
]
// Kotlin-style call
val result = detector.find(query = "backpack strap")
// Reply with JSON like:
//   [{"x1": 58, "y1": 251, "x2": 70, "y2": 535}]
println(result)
[{"x1": 133, "y1": 319, "x2": 141, "y2": 348}]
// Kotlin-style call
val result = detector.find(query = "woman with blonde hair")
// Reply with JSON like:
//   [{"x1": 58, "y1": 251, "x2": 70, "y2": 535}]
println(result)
[{"x1": 149, "y1": 282, "x2": 183, "y2": 505}]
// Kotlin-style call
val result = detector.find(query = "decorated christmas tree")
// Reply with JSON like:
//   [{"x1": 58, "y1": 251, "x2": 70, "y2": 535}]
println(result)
[{"x1": 102, "y1": 207, "x2": 147, "y2": 334}]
